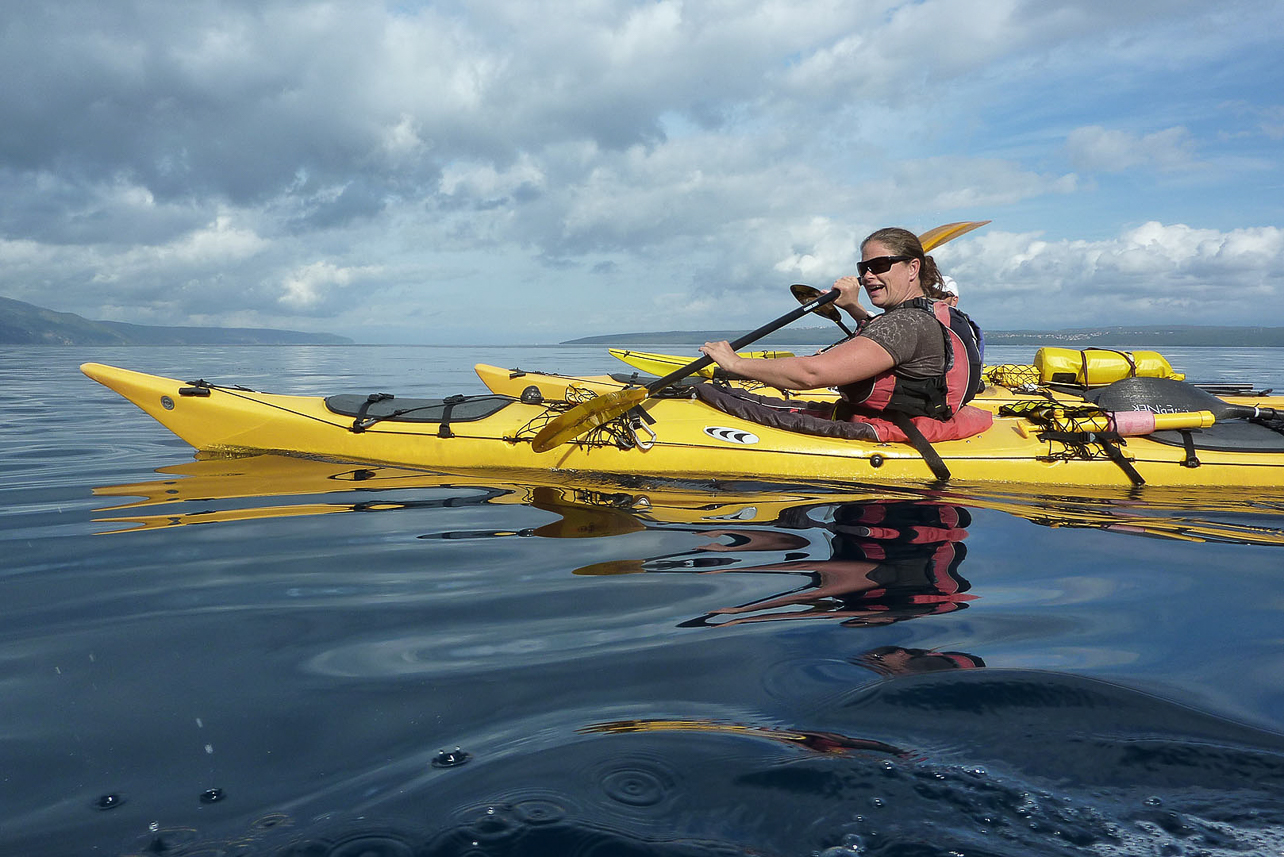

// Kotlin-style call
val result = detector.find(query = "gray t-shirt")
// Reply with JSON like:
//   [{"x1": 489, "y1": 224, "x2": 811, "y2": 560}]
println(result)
[{"x1": 859, "y1": 304, "x2": 947, "y2": 379}]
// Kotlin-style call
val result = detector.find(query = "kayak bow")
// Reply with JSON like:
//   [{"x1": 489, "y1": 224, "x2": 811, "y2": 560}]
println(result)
[{"x1": 83, "y1": 361, "x2": 1284, "y2": 489}]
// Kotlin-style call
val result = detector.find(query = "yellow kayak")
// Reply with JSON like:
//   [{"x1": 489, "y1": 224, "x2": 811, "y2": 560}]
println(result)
[
  {"x1": 82, "y1": 362, "x2": 1284, "y2": 489},
  {"x1": 608, "y1": 348, "x2": 798, "y2": 380},
  {"x1": 473, "y1": 362, "x2": 1284, "y2": 414},
  {"x1": 602, "y1": 346, "x2": 1281, "y2": 404}
]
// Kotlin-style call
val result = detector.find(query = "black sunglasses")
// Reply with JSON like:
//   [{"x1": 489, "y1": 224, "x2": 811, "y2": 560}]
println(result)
[{"x1": 857, "y1": 255, "x2": 912, "y2": 277}]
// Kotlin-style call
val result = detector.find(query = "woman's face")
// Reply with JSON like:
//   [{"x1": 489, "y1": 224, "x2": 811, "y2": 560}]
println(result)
[{"x1": 860, "y1": 240, "x2": 921, "y2": 308}]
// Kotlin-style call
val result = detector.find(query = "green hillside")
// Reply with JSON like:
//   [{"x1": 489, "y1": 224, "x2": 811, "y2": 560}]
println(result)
[{"x1": 0, "y1": 296, "x2": 351, "y2": 345}]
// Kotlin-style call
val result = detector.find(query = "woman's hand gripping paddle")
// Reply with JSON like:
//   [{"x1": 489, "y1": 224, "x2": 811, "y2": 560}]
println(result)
[{"x1": 531, "y1": 220, "x2": 992, "y2": 453}]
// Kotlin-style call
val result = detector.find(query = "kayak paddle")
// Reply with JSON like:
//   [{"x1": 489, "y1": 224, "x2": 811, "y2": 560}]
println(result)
[
  {"x1": 916, "y1": 219, "x2": 990, "y2": 250},
  {"x1": 1089, "y1": 376, "x2": 1281, "y2": 422},
  {"x1": 790, "y1": 283, "x2": 853, "y2": 336},
  {"x1": 531, "y1": 220, "x2": 992, "y2": 453},
  {"x1": 530, "y1": 288, "x2": 842, "y2": 452}
]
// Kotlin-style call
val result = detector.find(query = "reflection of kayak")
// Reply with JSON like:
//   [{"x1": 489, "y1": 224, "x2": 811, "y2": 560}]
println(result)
[
  {"x1": 82, "y1": 361, "x2": 1284, "y2": 489},
  {"x1": 91, "y1": 454, "x2": 1284, "y2": 546}
]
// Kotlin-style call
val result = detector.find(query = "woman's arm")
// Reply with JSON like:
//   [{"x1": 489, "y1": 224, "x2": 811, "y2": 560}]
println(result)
[{"x1": 699, "y1": 335, "x2": 895, "y2": 391}]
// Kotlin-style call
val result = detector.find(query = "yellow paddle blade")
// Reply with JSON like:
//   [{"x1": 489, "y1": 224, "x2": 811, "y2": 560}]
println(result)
[
  {"x1": 919, "y1": 220, "x2": 990, "y2": 251},
  {"x1": 531, "y1": 387, "x2": 648, "y2": 453}
]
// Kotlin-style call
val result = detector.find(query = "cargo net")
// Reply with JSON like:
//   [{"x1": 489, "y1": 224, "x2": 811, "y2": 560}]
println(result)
[
  {"x1": 982, "y1": 363, "x2": 1041, "y2": 389},
  {"x1": 998, "y1": 400, "x2": 1127, "y2": 463},
  {"x1": 512, "y1": 384, "x2": 641, "y2": 450},
  {"x1": 713, "y1": 374, "x2": 804, "y2": 398}
]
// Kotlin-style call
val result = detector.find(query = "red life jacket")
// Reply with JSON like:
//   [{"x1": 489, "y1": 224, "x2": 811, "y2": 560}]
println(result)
[
  {"x1": 837, "y1": 298, "x2": 980, "y2": 418},
  {"x1": 834, "y1": 298, "x2": 991, "y2": 444}
]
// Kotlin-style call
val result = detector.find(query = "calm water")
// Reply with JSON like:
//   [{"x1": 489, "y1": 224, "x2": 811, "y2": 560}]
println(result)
[{"x1": 5, "y1": 344, "x2": 1284, "y2": 856}]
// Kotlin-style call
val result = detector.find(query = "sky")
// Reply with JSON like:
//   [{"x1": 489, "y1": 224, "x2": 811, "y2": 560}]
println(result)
[{"x1": 1, "y1": 0, "x2": 1282, "y2": 345}]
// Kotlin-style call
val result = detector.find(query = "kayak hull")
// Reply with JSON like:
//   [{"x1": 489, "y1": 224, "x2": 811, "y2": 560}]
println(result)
[{"x1": 83, "y1": 362, "x2": 1284, "y2": 489}]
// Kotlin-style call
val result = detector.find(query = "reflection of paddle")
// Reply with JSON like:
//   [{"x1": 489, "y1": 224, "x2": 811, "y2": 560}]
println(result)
[
  {"x1": 573, "y1": 559, "x2": 647, "y2": 575},
  {"x1": 532, "y1": 221, "x2": 991, "y2": 453},
  {"x1": 528, "y1": 486, "x2": 646, "y2": 538}
]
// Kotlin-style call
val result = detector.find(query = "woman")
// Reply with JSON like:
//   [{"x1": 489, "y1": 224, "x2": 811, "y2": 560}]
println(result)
[{"x1": 698, "y1": 227, "x2": 986, "y2": 443}]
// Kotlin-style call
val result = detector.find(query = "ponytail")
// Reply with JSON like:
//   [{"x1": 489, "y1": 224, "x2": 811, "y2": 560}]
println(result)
[{"x1": 920, "y1": 255, "x2": 947, "y2": 296}]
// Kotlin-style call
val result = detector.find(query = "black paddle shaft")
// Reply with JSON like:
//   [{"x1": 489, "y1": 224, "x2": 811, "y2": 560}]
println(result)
[{"x1": 645, "y1": 289, "x2": 842, "y2": 394}]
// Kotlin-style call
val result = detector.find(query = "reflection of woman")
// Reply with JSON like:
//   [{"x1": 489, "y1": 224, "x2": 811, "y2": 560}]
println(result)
[
  {"x1": 679, "y1": 501, "x2": 976, "y2": 628},
  {"x1": 855, "y1": 646, "x2": 986, "y2": 678}
]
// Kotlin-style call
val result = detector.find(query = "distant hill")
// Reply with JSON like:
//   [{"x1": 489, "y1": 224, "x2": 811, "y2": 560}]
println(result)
[
  {"x1": 563, "y1": 327, "x2": 843, "y2": 346},
  {"x1": 986, "y1": 327, "x2": 1284, "y2": 347},
  {"x1": 0, "y1": 296, "x2": 352, "y2": 345},
  {"x1": 564, "y1": 325, "x2": 1284, "y2": 348}
]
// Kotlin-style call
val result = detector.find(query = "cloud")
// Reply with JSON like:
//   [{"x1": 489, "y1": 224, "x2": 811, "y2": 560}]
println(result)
[
  {"x1": 1065, "y1": 125, "x2": 1198, "y2": 173},
  {"x1": 279, "y1": 260, "x2": 382, "y2": 311},
  {"x1": 0, "y1": 1, "x2": 1281, "y2": 341},
  {"x1": 93, "y1": 215, "x2": 269, "y2": 282},
  {"x1": 942, "y1": 221, "x2": 1284, "y2": 328},
  {"x1": 1262, "y1": 106, "x2": 1284, "y2": 140},
  {"x1": 1219, "y1": 101, "x2": 1284, "y2": 142}
]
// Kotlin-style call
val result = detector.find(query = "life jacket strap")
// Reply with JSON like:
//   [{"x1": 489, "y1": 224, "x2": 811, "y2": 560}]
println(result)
[{"x1": 888, "y1": 412, "x2": 951, "y2": 482}]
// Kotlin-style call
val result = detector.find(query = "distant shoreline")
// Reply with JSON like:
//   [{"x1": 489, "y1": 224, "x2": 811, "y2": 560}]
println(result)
[
  {"x1": 6, "y1": 291, "x2": 1283, "y2": 348},
  {"x1": 1, "y1": 295, "x2": 351, "y2": 346},
  {"x1": 563, "y1": 325, "x2": 1284, "y2": 348}
]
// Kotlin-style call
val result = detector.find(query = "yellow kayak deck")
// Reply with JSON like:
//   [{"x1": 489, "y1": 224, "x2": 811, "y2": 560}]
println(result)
[{"x1": 83, "y1": 362, "x2": 1284, "y2": 489}]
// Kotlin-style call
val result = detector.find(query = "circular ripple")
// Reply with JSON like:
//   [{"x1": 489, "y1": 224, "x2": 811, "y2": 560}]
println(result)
[
  {"x1": 457, "y1": 804, "x2": 522, "y2": 842},
  {"x1": 760, "y1": 656, "x2": 859, "y2": 702},
  {"x1": 326, "y1": 833, "x2": 421, "y2": 857},
  {"x1": 95, "y1": 793, "x2": 125, "y2": 811},
  {"x1": 512, "y1": 798, "x2": 567, "y2": 825},
  {"x1": 599, "y1": 765, "x2": 674, "y2": 807}
]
